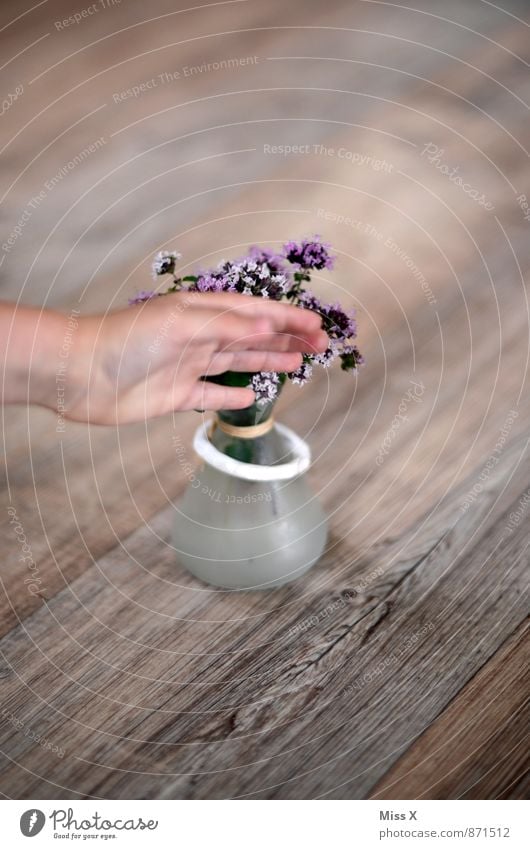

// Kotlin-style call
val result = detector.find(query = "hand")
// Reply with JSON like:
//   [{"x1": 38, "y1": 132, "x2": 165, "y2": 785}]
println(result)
[{"x1": 0, "y1": 294, "x2": 328, "y2": 424}]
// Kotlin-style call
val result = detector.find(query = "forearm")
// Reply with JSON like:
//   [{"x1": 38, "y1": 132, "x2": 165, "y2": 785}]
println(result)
[{"x1": 0, "y1": 302, "x2": 86, "y2": 410}]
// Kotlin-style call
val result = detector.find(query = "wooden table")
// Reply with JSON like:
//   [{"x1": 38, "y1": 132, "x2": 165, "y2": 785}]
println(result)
[{"x1": 0, "y1": 0, "x2": 528, "y2": 799}]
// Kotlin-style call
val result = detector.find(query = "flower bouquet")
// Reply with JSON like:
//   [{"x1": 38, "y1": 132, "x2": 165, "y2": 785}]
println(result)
[{"x1": 134, "y1": 237, "x2": 362, "y2": 589}]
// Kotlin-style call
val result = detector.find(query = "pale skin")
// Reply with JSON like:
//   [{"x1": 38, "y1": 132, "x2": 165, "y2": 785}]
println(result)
[{"x1": 0, "y1": 294, "x2": 329, "y2": 424}]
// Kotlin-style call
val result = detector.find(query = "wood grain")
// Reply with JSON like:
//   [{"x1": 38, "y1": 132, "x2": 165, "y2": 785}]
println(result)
[{"x1": 370, "y1": 621, "x2": 529, "y2": 800}]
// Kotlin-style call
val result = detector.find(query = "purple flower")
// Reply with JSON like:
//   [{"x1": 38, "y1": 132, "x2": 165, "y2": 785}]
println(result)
[
  {"x1": 128, "y1": 290, "x2": 159, "y2": 305},
  {"x1": 321, "y1": 302, "x2": 357, "y2": 339},
  {"x1": 249, "y1": 371, "x2": 280, "y2": 405},
  {"x1": 340, "y1": 346, "x2": 365, "y2": 372},
  {"x1": 314, "y1": 340, "x2": 340, "y2": 368},
  {"x1": 298, "y1": 290, "x2": 324, "y2": 313},
  {"x1": 288, "y1": 361, "x2": 313, "y2": 386},
  {"x1": 152, "y1": 250, "x2": 182, "y2": 278},
  {"x1": 190, "y1": 256, "x2": 288, "y2": 300},
  {"x1": 195, "y1": 274, "x2": 227, "y2": 293},
  {"x1": 247, "y1": 246, "x2": 287, "y2": 276},
  {"x1": 283, "y1": 235, "x2": 335, "y2": 270},
  {"x1": 295, "y1": 290, "x2": 361, "y2": 372}
]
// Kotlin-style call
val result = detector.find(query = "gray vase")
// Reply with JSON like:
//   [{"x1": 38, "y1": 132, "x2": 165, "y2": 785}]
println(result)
[{"x1": 172, "y1": 400, "x2": 328, "y2": 589}]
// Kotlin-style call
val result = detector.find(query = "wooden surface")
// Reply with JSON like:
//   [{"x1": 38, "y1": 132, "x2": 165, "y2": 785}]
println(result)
[{"x1": 1, "y1": 0, "x2": 529, "y2": 799}]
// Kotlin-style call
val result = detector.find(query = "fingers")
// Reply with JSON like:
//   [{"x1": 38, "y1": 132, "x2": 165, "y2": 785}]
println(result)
[
  {"x1": 187, "y1": 308, "x2": 270, "y2": 345},
  {"x1": 205, "y1": 350, "x2": 303, "y2": 376},
  {"x1": 187, "y1": 291, "x2": 323, "y2": 331},
  {"x1": 185, "y1": 307, "x2": 327, "y2": 355},
  {"x1": 236, "y1": 328, "x2": 327, "y2": 354},
  {"x1": 171, "y1": 292, "x2": 328, "y2": 353},
  {"x1": 187, "y1": 381, "x2": 256, "y2": 411}
]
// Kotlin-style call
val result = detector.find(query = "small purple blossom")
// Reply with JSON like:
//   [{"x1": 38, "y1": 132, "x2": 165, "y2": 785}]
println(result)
[
  {"x1": 283, "y1": 235, "x2": 335, "y2": 270},
  {"x1": 247, "y1": 246, "x2": 287, "y2": 276},
  {"x1": 152, "y1": 250, "x2": 182, "y2": 278},
  {"x1": 128, "y1": 290, "x2": 159, "y2": 306},
  {"x1": 322, "y1": 302, "x2": 357, "y2": 338},
  {"x1": 298, "y1": 290, "x2": 324, "y2": 312},
  {"x1": 340, "y1": 345, "x2": 364, "y2": 371},
  {"x1": 195, "y1": 274, "x2": 228, "y2": 293},
  {"x1": 314, "y1": 344, "x2": 338, "y2": 368},
  {"x1": 288, "y1": 361, "x2": 313, "y2": 386},
  {"x1": 191, "y1": 256, "x2": 289, "y2": 300},
  {"x1": 296, "y1": 291, "x2": 362, "y2": 373},
  {"x1": 249, "y1": 371, "x2": 280, "y2": 405}
]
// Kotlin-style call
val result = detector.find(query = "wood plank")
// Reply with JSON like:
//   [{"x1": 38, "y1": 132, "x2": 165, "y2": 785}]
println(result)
[{"x1": 369, "y1": 622, "x2": 530, "y2": 799}]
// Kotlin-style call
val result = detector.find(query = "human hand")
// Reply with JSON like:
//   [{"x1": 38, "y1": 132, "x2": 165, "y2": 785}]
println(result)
[{"x1": 1, "y1": 293, "x2": 328, "y2": 424}]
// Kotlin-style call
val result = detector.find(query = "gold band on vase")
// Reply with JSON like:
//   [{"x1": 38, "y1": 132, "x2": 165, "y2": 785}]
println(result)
[{"x1": 212, "y1": 416, "x2": 275, "y2": 440}]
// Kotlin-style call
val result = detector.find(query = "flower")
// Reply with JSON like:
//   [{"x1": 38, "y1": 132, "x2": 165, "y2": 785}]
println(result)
[
  {"x1": 297, "y1": 292, "x2": 360, "y2": 369},
  {"x1": 247, "y1": 246, "x2": 287, "y2": 276},
  {"x1": 321, "y1": 302, "x2": 357, "y2": 339},
  {"x1": 128, "y1": 290, "x2": 159, "y2": 305},
  {"x1": 191, "y1": 256, "x2": 289, "y2": 300},
  {"x1": 152, "y1": 250, "x2": 182, "y2": 278},
  {"x1": 283, "y1": 235, "x2": 335, "y2": 270},
  {"x1": 195, "y1": 273, "x2": 228, "y2": 293},
  {"x1": 298, "y1": 290, "x2": 324, "y2": 313},
  {"x1": 139, "y1": 238, "x2": 363, "y2": 406},
  {"x1": 340, "y1": 346, "x2": 364, "y2": 372},
  {"x1": 249, "y1": 371, "x2": 281, "y2": 405},
  {"x1": 314, "y1": 343, "x2": 339, "y2": 368},
  {"x1": 288, "y1": 361, "x2": 313, "y2": 386}
]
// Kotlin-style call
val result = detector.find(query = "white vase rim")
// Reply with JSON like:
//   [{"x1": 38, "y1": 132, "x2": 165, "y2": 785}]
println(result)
[{"x1": 193, "y1": 420, "x2": 311, "y2": 482}]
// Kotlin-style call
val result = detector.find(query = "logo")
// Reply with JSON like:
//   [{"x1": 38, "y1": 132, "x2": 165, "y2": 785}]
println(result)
[{"x1": 20, "y1": 810, "x2": 46, "y2": 837}]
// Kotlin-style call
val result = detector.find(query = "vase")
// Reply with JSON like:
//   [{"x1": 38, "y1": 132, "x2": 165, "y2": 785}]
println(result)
[{"x1": 171, "y1": 398, "x2": 328, "y2": 589}]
